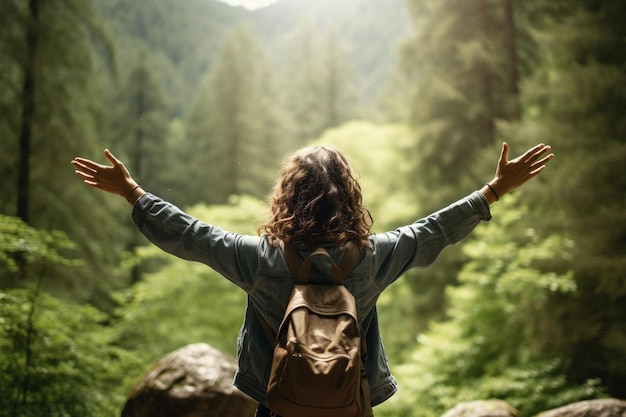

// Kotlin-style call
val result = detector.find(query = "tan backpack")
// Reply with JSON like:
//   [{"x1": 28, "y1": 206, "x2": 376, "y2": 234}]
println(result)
[{"x1": 261, "y1": 242, "x2": 373, "y2": 417}]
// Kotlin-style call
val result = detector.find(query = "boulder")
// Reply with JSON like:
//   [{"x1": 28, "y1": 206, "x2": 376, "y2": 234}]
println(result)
[
  {"x1": 121, "y1": 343, "x2": 257, "y2": 417},
  {"x1": 441, "y1": 399, "x2": 519, "y2": 417},
  {"x1": 536, "y1": 398, "x2": 626, "y2": 417}
]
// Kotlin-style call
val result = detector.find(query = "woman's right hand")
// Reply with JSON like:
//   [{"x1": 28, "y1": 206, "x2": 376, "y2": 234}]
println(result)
[{"x1": 72, "y1": 149, "x2": 144, "y2": 203}]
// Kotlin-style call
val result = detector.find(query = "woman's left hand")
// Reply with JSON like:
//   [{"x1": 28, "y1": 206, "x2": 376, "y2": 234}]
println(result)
[{"x1": 482, "y1": 142, "x2": 554, "y2": 204}]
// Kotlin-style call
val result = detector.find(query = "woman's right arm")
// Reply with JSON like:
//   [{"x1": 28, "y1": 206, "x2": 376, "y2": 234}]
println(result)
[
  {"x1": 72, "y1": 149, "x2": 260, "y2": 290},
  {"x1": 132, "y1": 194, "x2": 261, "y2": 290},
  {"x1": 72, "y1": 149, "x2": 145, "y2": 205}
]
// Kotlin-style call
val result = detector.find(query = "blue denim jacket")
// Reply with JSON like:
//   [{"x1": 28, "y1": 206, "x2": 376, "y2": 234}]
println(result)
[{"x1": 132, "y1": 191, "x2": 491, "y2": 407}]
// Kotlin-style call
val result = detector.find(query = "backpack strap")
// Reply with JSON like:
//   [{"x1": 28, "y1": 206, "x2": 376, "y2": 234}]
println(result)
[
  {"x1": 280, "y1": 241, "x2": 302, "y2": 281},
  {"x1": 281, "y1": 242, "x2": 361, "y2": 285},
  {"x1": 338, "y1": 241, "x2": 361, "y2": 278},
  {"x1": 298, "y1": 247, "x2": 342, "y2": 284}
]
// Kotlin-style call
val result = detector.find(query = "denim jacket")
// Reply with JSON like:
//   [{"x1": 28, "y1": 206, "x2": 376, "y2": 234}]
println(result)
[{"x1": 132, "y1": 191, "x2": 491, "y2": 407}]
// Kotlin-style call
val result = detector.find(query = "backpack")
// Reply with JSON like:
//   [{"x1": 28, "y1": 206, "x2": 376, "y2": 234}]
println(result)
[{"x1": 260, "y1": 242, "x2": 373, "y2": 417}]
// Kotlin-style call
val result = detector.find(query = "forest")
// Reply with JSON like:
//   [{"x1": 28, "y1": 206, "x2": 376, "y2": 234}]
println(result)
[{"x1": 0, "y1": 0, "x2": 625, "y2": 416}]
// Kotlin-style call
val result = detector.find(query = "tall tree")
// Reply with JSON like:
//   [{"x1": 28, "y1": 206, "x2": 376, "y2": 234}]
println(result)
[
  {"x1": 16, "y1": 0, "x2": 39, "y2": 224},
  {"x1": 499, "y1": 0, "x2": 626, "y2": 397},
  {"x1": 108, "y1": 53, "x2": 173, "y2": 283},
  {"x1": 111, "y1": 52, "x2": 172, "y2": 197},
  {"x1": 283, "y1": 24, "x2": 361, "y2": 145},
  {"x1": 182, "y1": 25, "x2": 288, "y2": 206},
  {"x1": 399, "y1": 0, "x2": 522, "y2": 210},
  {"x1": 390, "y1": 0, "x2": 527, "y2": 328},
  {"x1": 0, "y1": 0, "x2": 112, "y2": 221},
  {"x1": 0, "y1": 0, "x2": 128, "y2": 304}
]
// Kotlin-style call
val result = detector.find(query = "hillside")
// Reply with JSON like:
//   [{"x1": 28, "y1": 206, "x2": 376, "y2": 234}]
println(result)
[{"x1": 95, "y1": 0, "x2": 410, "y2": 113}]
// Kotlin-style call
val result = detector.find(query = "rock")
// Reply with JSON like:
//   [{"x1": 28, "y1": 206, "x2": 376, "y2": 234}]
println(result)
[
  {"x1": 536, "y1": 398, "x2": 626, "y2": 417},
  {"x1": 121, "y1": 343, "x2": 257, "y2": 417},
  {"x1": 441, "y1": 399, "x2": 519, "y2": 417}
]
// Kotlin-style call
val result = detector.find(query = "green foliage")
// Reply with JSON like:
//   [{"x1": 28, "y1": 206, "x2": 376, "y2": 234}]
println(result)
[
  {"x1": 376, "y1": 198, "x2": 604, "y2": 417},
  {"x1": 497, "y1": 0, "x2": 626, "y2": 396},
  {"x1": 0, "y1": 216, "x2": 132, "y2": 417},
  {"x1": 0, "y1": 289, "x2": 123, "y2": 417},
  {"x1": 0, "y1": 0, "x2": 131, "y2": 305},
  {"x1": 0, "y1": 215, "x2": 78, "y2": 274}
]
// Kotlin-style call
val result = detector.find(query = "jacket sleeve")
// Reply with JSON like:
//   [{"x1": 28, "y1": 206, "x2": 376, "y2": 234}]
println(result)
[
  {"x1": 372, "y1": 191, "x2": 491, "y2": 290},
  {"x1": 131, "y1": 193, "x2": 262, "y2": 291}
]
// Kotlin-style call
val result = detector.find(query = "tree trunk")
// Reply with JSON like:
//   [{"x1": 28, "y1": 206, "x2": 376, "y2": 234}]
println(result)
[
  {"x1": 503, "y1": 0, "x2": 521, "y2": 119},
  {"x1": 478, "y1": 0, "x2": 495, "y2": 141},
  {"x1": 17, "y1": 0, "x2": 40, "y2": 223},
  {"x1": 130, "y1": 64, "x2": 146, "y2": 284}
]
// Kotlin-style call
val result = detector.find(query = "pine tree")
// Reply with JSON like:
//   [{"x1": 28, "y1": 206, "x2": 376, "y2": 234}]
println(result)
[
  {"x1": 111, "y1": 52, "x2": 172, "y2": 197},
  {"x1": 498, "y1": 0, "x2": 626, "y2": 397},
  {"x1": 94, "y1": 0, "x2": 242, "y2": 117},
  {"x1": 0, "y1": 0, "x2": 129, "y2": 304},
  {"x1": 182, "y1": 25, "x2": 287, "y2": 205},
  {"x1": 390, "y1": 0, "x2": 528, "y2": 329},
  {"x1": 399, "y1": 0, "x2": 522, "y2": 210},
  {"x1": 283, "y1": 24, "x2": 362, "y2": 145}
]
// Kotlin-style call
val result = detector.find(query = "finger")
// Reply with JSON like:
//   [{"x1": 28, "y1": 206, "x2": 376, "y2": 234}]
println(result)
[
  {"x1": 499, "y1": 142, "x2": 509, "y2": 164},
  {"x1": 72, "y1": 160, "x2": 98, "y2": 175},
  {"x1": 103, "y1": 149, "x2": 121, "y2": 167},
  {"x1": 529, "y1": 164, "x2": 547, "y2": 176},
  {"x1": 530, "y1": 145, "x2": 552, "y2": 161},
  {"x1": 522, "y1": 143, "x2": 547, "y2": 162},
  {"x1": 72, "y1": 157, "x2": 104, "y2": 172},
  {"x1": 530, "y1": 152, "x2": 554, "y2": 170},
  {"x1": 75, "y1": 170, "x2": 96, "y2": 181}
]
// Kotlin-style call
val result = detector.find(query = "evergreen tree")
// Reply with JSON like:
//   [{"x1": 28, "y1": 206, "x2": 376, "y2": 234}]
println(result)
[
  {"x1": 107, "y1": 53, "x2": 174, "y2": 283},
  {"x1": 283, "y1": 24, "x2": 362, "y2": 145},
  {"x1": 94, "y1": 0, "x2": 243, "y2": 117},
  {"x1": 0, "y1": 0, "x2": 130, "y2": 304},
  {"x1": 111, "y1": 52, "x2": 172, "y2": 198},
  {"x1": 399, "y1": 0, "x2": 522, "y2": 210},
  {"x1": 182, "y1": 25, "x2": 288, "y2": 205},
  {"x1": 389, "y1": 0, "x2": 529, "y2": 329},
  {"x1": 498, "y1": 0, "x2": 626, "y2": 397}
]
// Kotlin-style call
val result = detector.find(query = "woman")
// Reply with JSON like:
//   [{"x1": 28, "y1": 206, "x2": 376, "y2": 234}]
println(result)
[{"x1": 72, "y1": 142, "x2": 553, "y2": 416}]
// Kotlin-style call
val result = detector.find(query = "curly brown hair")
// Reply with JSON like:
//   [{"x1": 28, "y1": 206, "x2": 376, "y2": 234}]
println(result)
[{"x1": 259, "y1": 146, "x2": 373, "y2": 249}]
